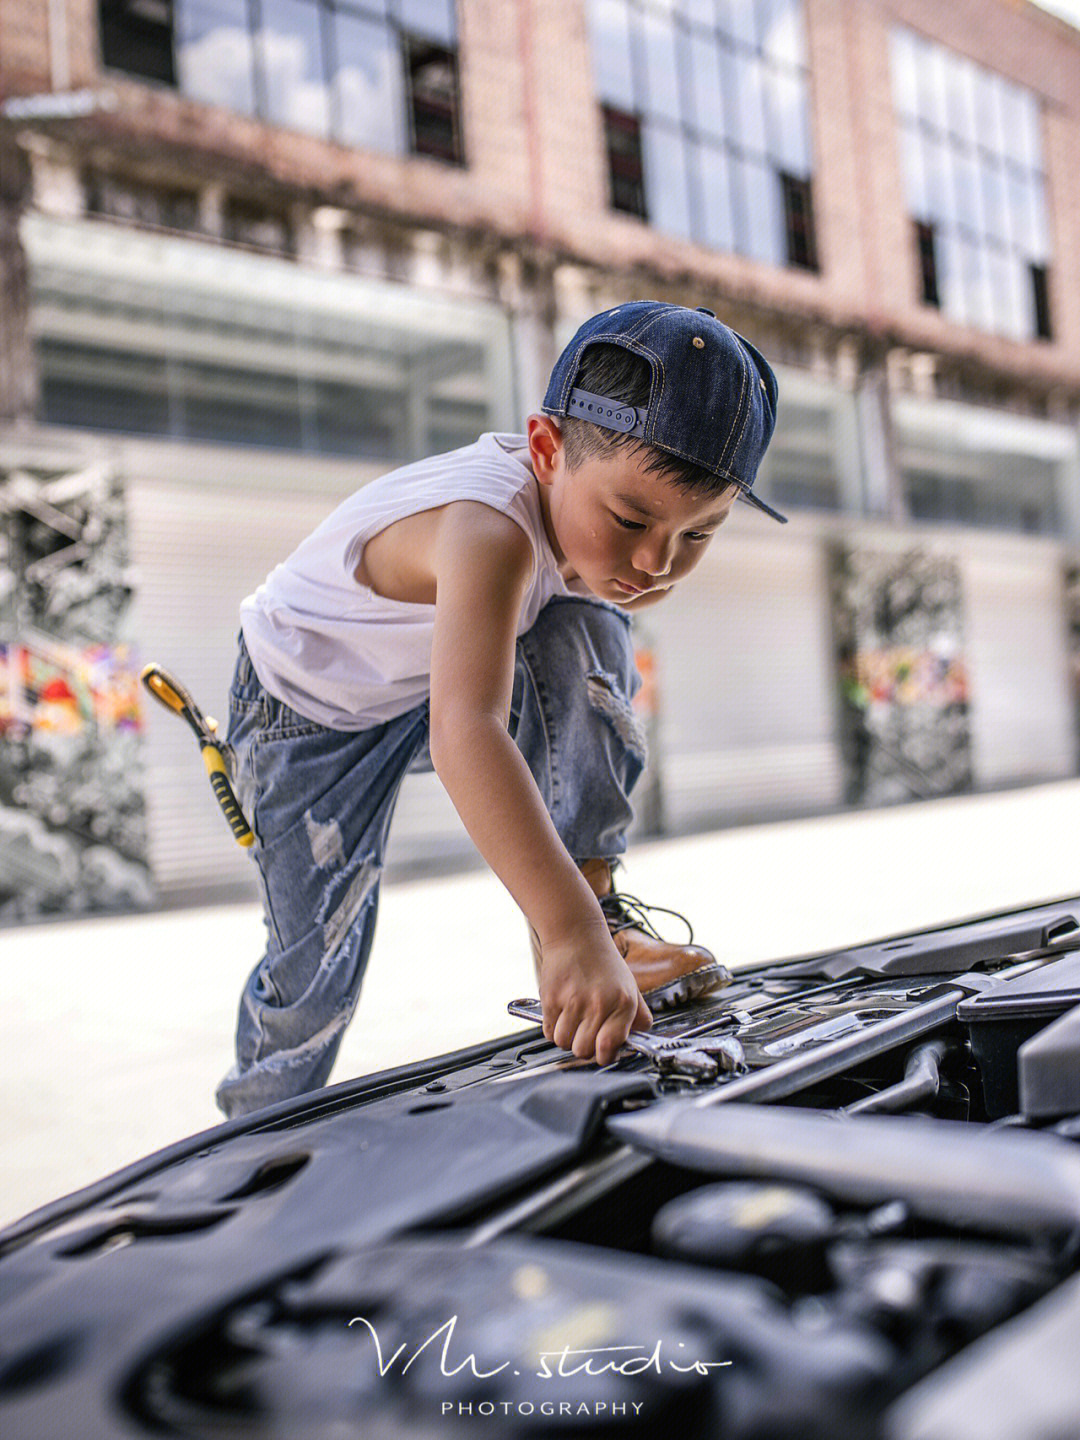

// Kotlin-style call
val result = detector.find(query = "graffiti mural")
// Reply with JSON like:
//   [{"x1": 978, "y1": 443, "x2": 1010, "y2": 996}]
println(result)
[
  {"x1": 0, "y1": 458, "x2": 154, "y2": 918},
  {"x1": 832, "y1": 547, "x2": 973, "y2": 807}
]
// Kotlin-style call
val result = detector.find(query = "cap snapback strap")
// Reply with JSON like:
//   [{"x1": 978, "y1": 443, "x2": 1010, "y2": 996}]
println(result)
[{"x1": 566, "y1": 387, "x2": 647, "y2": 437}]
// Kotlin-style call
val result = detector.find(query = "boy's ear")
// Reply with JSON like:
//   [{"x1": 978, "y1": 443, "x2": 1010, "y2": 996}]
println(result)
[{"x1": 526, "y1": 414, "x2": 563, "y2": 485}]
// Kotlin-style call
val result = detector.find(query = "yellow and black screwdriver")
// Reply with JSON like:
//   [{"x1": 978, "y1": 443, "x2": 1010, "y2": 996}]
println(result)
[{"x1": 140, "y1": 663, "x2": 254, "y2": 848}]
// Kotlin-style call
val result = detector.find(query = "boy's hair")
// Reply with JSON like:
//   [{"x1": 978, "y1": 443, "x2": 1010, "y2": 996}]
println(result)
[{"x1": 559, "y1": 343, "x2": 738, "y2": 500}]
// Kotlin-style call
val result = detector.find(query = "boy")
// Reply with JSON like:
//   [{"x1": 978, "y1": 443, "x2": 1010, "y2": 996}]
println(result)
[{"x1": 217, "y1": 300, "x2": 784, "y2": 1118}]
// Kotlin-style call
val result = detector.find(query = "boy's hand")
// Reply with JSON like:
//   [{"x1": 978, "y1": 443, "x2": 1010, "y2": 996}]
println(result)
[{"x1": 537, "y1": 918, "x2": 653, "y2": 1067}]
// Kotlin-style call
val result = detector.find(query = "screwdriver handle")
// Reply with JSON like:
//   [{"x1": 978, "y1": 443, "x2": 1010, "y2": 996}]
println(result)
[
  {"x1": 141, "y1": 663, "x2": 255, "y2": 848},
  {"x1": 203, "y1": 746, "x2": 255, "y2": 847}
]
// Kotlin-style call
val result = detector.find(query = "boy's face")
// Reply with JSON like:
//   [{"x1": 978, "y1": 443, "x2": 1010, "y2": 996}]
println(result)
[{"x1": 527, "y1": 416, "x2": 738, "y2": 604}]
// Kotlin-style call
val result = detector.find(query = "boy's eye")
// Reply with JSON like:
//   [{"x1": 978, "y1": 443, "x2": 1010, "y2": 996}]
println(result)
[
  {"x1": 685, "y1": 531, "x2": 713, "y2": 543},
  {"x1": 613, "y1": 513, "x2": 646, "y2": 531}
]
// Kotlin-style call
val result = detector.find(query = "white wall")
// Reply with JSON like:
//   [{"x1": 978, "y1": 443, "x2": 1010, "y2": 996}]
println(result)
[
  {"x1": 962, "y1": 543, "x2": 1075, "y2": 786},
  {"x1": 645, "y1": 513, "x2": 845, "y2": 828}
]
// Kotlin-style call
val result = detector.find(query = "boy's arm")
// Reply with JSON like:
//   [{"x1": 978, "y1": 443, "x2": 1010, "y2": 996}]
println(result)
[{"x1": 427, "y1": 502, "x2": 650, "y2": 1066}]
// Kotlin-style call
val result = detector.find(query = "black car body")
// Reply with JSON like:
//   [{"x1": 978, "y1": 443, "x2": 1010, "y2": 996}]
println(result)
[{"x1": 3, "y1": 895, "x2": 1080, "y2": 1439}]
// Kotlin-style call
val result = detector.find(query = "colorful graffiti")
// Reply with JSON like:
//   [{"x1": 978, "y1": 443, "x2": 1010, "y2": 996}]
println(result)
[
  {"x1": 0, "y1": 460, "x2": 154, "y2": 918},
  {"x1": 840, "y1": 646, "x2": 970, "y2": 712},
  {"x1": 1, "y1": 638, "x2": 143, "y2": 737},
  {"x1": 833, "y1": 547, "x2": 974, "y2": 806}
]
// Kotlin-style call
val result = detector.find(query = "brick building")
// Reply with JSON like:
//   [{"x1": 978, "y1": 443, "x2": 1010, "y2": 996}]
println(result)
[{"x1": 1, "y1": 0, "x2": 1078, "y2": 910}]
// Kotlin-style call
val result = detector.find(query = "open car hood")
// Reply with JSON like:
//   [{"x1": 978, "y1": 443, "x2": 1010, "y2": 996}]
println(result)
[{"x1": 3, "y1": 896, "x2": 1080, "y2": 1438}]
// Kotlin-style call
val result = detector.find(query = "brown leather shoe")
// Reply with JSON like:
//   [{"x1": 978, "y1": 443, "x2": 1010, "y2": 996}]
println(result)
[{"x1": 529, "y1": 859, "x2": 731, "y2": 1011}]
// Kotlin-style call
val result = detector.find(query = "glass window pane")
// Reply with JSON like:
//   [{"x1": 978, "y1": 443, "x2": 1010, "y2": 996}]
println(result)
[
  {"x1": 718, "y1": 0, "x2": 759, "y2": 49},
  {"x1": 900, "y1": 124, "x2": 928, "y2": 220},
  {"x1": 640, "y1": 6, "x2": 684, "y2": 122},
  {"x1": 1015, "y1": 89, "x2": 1043, "y2": 171},
  {"x1": 952, "y1": 147, "x2": 983, "y2": 237},
  {"x1": 764, "y1": 64, "x2": 809, "y2": 174},
  {"x1": 922, "y1": 132, "x2": 954, "y2": 225},
  {"x1": 258, "y1": 0, "x2": 330, "y2": 137},
  {"x1": 39, "y1": 340, "x2": 173, "y2": 435},
  {"x1": 980, "y1": 158, "x2": 1010, "y2": 248},
  {"x1": 971, "y1": 66, "x2": 1004, "y2": 158},
  {"x1": 331, "y1": 11, "x2": 407, "y2": 153},
  {"x1": 681, "y1": 0, "x2": 718, "y2": 27},
  {"x1": 760, "y1": 0, "x2": 806, "y2": 68},
  {"x1": 694, "y1": 139, "x2": 735, "y2": 251},
  {"x1": 985, "y1": 247, "x2": 1013, "y2": 337},
  {"x1": 176, "y1": 357, "x2": 305, "y2": 448},
  {"x1": 998, "y1": 81, "x2": 1029, "y2": 169},
  {"x1": 1006, "y1": 165, "x2": 1035, "y2": 253},
  {"x1": 588, "y1": 0, "x2": 635, "y2": 105},
  {"x1": 175, "y1": 0, "x2": 257, "y2": 115},
  {"x1": 1003, "y1": 168, "x2": 1050, "y2": 263},
  {"x1": 950, "y1": 231, "x2": 973, "y2": 327},
  {"x1": 1026, "y1": 176, "x2": 1050, "y2": 263},
  {"x1": 917, "y1": 41, "x2": 949, "y2": 136},
  {"x1": 642, "y1": 120, "x2": 693, "y2": 236},
  {"x1": 397, "y1": 0, "x2": 456, "y2": 46},
  {"x1": 688, "y1": 31, "x2": 727, "y2": 138},
  {"x1": 889, "y1": 27, "x2": 919, "y2": 120},
  {"x1": 741, "y1": 155, "x2": 783, "y2": 265},
  {"x1": 937, "y1": 227, "x2": 961, "y2": 318},
  {"x1": 944, "y1": 54, "x2": 976, "y2": 146},
  {"x1": 1005, "y1": 254, "x2": 1033, "y2": 339},
  {"x1": 729, "y1": 50, "x2": 767, "y2": 156},
  {"x1": 961, "y1": 234, "x2": 991, "y2": 329}
]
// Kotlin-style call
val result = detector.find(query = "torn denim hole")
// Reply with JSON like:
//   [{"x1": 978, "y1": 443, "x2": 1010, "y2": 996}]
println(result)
[
  {"x1": 318, "y1": 851, "x2": 379, "y2": 961},
  {"x1": 586, "y1": 669, "x2": 648, "y2": 765},
  {"x1": 252, "y1": 1007, "x2": 352, "y2": 1075},
  {"x1": 305, "y1": 810, "x2": 345, "y2": 869}
]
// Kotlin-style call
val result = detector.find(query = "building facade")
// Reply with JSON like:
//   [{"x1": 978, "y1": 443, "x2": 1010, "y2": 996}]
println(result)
[{"x1": 1, "y1": 0, "x2": 1078, "y2": 911}]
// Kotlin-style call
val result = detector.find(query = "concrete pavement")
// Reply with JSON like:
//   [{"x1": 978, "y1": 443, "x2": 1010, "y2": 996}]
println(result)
[{"x1": 2, "y1": 778, "x2": 1077, "y2": 1230}]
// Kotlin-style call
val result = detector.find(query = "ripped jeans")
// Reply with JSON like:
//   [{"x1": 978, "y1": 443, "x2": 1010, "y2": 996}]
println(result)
[{"x1": 216, "y1": 595, "x2": 646, "y2": 1118}]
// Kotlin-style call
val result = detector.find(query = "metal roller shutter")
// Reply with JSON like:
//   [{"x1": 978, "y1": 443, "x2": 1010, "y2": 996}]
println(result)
[
  {"x1": 646, "y1": 523, "x2": 843, "y2": 829},
  {"x1": 962, "y1": 546, "x2": 1074, "y2": 788}
]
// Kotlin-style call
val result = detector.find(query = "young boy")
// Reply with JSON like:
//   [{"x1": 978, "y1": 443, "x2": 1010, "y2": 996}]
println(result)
[{"x1": 216, "y1": 300, "x2": 784, "y2": 1118}]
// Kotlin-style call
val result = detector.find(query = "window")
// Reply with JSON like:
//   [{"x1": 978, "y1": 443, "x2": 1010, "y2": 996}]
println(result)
[
  {"x1": 222, "y1": 197, "x2": 295, "y2": 253},
  {"x1": 748, "y1": 371, "x2": 863, "y2": 516},
  {"x1": 99, "y1": 0, "x2": 176, "y2": 84},
  {"x1": 780, "y1": 172, "x2": 817, "y2": 271},
  {"x1": 603, "y1": 105, "x2": 647, "y2": 218},
  {"x1": 1031, "y1": 263, "x2": 1052, "y2": 341},
  {"x1": 87, "y1": 173, "x2": 199, "y2": 231},
  {"x1": 99, "y1": 0, "x2": 464, "y2": 162},
  {"x1": 915, "y1": 220, "x2": 940, "y2": 307},
  {"x1": 890, "y1": 28, "x2": 1053, "y2": 341},
  {"x1": 405, "y1": 38, "x2": 463, "y2": 163},
  {"x1": 25, "y1": 214, "x2": 514, "y2": 460},
  {"x1": 587, "y1": 0, "x2": 816, "y2": 270},
  {"x1": 894, "y1": 397, "x2": 1072, "y2": 536}
]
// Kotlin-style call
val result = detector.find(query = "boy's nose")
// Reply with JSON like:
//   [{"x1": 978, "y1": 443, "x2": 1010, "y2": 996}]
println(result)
[{"x1": 633, "y1": 533, "x2": 675, "y2": 579}]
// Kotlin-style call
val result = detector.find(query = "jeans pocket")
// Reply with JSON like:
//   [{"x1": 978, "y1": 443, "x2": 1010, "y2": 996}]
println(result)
[{"x1": 261, "y1": 695, "x2": 335, "y2": 741}]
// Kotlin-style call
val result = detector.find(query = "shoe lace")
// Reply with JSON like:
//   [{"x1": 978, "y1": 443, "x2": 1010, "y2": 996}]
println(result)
[{"x1": 598, "y1": 890, "x2": 695, "y2": 946}]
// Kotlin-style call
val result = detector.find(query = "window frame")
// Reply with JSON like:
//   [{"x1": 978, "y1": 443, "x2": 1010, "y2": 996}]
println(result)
[
  {"x1": 588, "y1": 0, "x2": 818, "y2": 272},
  {"x1": 96, "y1": 0, "x2": 466, "y2": 165}
]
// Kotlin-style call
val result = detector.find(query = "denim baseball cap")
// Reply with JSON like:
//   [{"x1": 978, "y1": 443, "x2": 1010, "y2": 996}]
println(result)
[{"x1": 543, "y1": 300, "x2": 785, "y2": 523}]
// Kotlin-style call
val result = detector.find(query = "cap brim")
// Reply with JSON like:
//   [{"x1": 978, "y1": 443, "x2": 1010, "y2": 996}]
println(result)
[{"x1": 738, "y1": 487, "x2": 788, "y2": 524}]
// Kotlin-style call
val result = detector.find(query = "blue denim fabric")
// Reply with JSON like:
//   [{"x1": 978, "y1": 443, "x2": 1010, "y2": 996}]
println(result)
[
  {"x1": 216, "y1": 595, "x2": 646, "y2": 1118},
  {"x1": 541, "y1": 300, "x2": 782, "y2": 520}
]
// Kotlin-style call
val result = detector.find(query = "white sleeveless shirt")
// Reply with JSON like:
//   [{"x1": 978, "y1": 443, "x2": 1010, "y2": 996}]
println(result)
[{"x1": 240, "y1": 432, "x2": 583, "y2": 729}]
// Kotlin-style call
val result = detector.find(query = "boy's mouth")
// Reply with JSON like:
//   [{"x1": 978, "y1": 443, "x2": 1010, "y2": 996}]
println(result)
[{"x1": 613, "y1": 579, "x2": 647, "y2": 596}]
